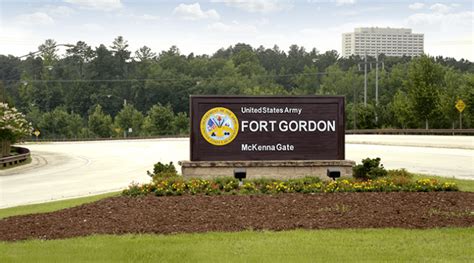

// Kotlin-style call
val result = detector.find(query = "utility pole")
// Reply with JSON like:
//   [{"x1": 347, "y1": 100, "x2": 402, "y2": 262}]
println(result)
[
  {"x1": 353, "y1": 79, "x2": 356, "y2": 130},
  {"x1": 364, "y1": 52, "x2": 367, "y2": 106},
  {"x1": 375, "y1": 51, "x2": 378, "y2": 106},
  {"x1": 374, "y1": 51, "x2": 384, "y2": 124},
  {"x1": 358, "y1": 52, "x2": 369, "y2": 107},
  {"x1": 375, "y1": 51, "x2": 379, "y2": 123}
]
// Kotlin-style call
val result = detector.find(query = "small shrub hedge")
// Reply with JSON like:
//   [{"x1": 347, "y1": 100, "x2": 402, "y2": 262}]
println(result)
[
  {"x1": 125, "y1": 160, "x2": 459, "y2": 197},
  {"x1": 147, "y1": 161, "x2": 178, "y2": 179},
  {"x1": 353, "y1": 157, "x2": 388, "y2": 180},
  {"x1": 122, "y1": 176, "x2": 458, "y2": 197}
]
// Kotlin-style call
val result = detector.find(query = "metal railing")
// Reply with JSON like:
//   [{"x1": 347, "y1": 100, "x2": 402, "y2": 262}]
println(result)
[
  {"x1": 345, "y1": 129, "x2": 474, "y2": 135},
  {"x1": 24, "y1": 135, "x2": 188, "y2": 142},
  {"x1": 0, "y1": 147, "x2": 30, "y2": 167},
  {"x1": 21, "y1": 129, "x2": 473, "y2": 143}
]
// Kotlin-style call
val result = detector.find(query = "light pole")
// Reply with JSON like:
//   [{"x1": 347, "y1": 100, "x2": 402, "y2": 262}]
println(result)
[
  {"x1": 374, "y1": 51, "x2": 384, "y2": 124},
  {"x1": 17, "y1": 43, "x2": 75, "y2": 59},
  {"x1": 1, "y1": 43, "x2": 75, "y2": 103},
  {"x1": 312, "y1": 58, "x2": 319, "y2": 94},
  {"x1": 353, "y1": 77, "x2": 357, "y2": 130},
  {"x1": 358, "y1": 52, "x2": 369, "y2": 107}
]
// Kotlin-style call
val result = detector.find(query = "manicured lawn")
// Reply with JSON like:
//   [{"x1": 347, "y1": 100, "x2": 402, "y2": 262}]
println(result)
[
  {"x1": 1, "y1": 228, "x2": 473, "y2": 262},
  {"x1": 0, "y1": 192, "x2": 120, "y2": 219}
]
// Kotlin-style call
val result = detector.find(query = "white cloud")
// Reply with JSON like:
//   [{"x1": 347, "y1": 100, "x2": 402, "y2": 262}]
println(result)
[
  {"x1": 213, "y1": 0, "x2": 292, "y2": 13},
  {"x1": 429, "y1": 3, "x2": 451, "y2": 14},
  {"x1": 408, "y1": 2, "x2": 424, "y2": 10},
  {"x1": 41, "y1": 5, "x2": 75, "y2": 17},
  {"x1": 207, "y1": 21, "x2": 258, "y2": 35},
  {"x1": 64, "y1": 0, "x2": 123, "y2": 11},
  {"x1": 173, "y1": 3, "x2": 220, "y2": 20},
  {"x1": 16, "y1": 12, "x2": 55, "y2": 26},
  {"x1": 257, "y1": 18, "x2": 270, "y2": 26},
  {"x1": 406, "y1": 11, "x2": 473, "y2": 27},
  {"x1": 139, "y1": 14, "x2": 160, "y2": 21},
  {"x1": 80, "y1": 23, "x2": 104, "y2": 32},
  {"x1": 335, "y1": 0, "x2": 356, "y2": 6}
]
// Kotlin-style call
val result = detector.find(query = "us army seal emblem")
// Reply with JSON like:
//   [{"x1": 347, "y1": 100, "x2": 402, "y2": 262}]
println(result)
[{"x1": 200, "y1": 107, "x2": 239, "y2": 146}]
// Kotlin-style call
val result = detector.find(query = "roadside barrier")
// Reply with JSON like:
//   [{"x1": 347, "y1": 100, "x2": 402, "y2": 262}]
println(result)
[
  {"x1": 0, "y1": 147, "x2": 30, "y2": 168},
  {"x1": 21, "y1": 129, "x2": 473, "y2": 143},
  {"x1": 24, "y1": 135, "x2": 189, "y2": 142},
  {"x1": 345, "y1": 129, "x2": 474, "y2": 135}
]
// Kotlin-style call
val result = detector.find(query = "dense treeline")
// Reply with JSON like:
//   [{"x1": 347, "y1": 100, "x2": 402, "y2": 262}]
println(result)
[{"x1": 0, "y1": 37, "x2": 473, "y2": 139}]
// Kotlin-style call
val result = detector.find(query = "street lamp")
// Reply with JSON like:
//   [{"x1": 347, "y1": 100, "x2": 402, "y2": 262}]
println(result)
[
  {"x1": 1, "y1": 43, "x2": 75, "y2": 103},
  {"x1": 17, "y1": 43, "x2": 75, "y2": 60}
]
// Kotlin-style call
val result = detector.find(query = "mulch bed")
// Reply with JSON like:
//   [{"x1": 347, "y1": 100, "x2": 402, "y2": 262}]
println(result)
[{"x1": 1, "y1": 192, "x2": 474, "y2": 241}]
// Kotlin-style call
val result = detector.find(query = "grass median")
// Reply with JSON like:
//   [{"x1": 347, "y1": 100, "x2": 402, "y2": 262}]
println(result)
[
  {"x1": 1, "y1": 228, "x2": 473, "y2": 262},
  {"x1": 413, "y1": 174, "x2": 474, "y2": 192},
  {"x1": 0, "y1": 192, "x2": 120, "y2": 220}
]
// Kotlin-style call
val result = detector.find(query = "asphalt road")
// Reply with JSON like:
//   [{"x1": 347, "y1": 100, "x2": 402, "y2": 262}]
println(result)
[{"x1": 0, "y1": 135, "x2": 472, "y2": 208}]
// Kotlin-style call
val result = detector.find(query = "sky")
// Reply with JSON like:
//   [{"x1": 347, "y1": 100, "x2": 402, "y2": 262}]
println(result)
[{"x1": 0, "y1": 0, "x2": 473, "y2": 60}]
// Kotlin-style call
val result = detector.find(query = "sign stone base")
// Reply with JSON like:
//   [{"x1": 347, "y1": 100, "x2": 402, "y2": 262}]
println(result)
[{"x1": 179, "y1": 160, "x2": 355, "y2": 181}]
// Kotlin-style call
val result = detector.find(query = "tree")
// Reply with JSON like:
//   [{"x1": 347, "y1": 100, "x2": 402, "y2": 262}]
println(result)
[
  {"x1": 88, "y1": 105, "x2": 113, "y2": 137},
  {"x1": 316, "y1": 50, "x2": 339, "y2": 72},
  {"x1": 3, "y1": 40, "x2": 474, "y2": 132},
  {"x1": 0, "y1": 55, "x2": 21, "y2": 103},
  {"x1": 0, "y1": 103, "x2": 32, "y2": 157},
  {"x1": 110, "y1": 36, "x2": 130, "y2": 59},
  {"x1": 142, "y1": 103, "x2": 175, "y2": 136},
  {"x1": 114, "y1": 104, "x2": 143, "y2": 137},
  {"x1": 231, "y1": 49, "x2": 266, "y2": 78},
  {"x1": 320, "y1": 65, "x2": 361, "y2": 99},
  {"x1": 38, "y1": 107, "x2": 83, "y2": 139},
  {"x1": 406, "y1": 55, "x2": 443, "y2": 129},
  {"x1": 173, "y1": 112, "x2": 189, "y2": 135},
  {"x1": 135, "y1": 46, "x2": 156, "y2": 61},
  {"x1": 38, "y1": 39, "x2": 58, "y2": 65},
  {"x1": 294, "y1": 65, "x2": 319, "y2": 93},
  {"x1": 391, "y1": 90, "x2": 416, "y2": 128},
  {"x1": 438, "y1": 69, "x2": 465, "y2": 128},
  {"x1": 65, "y1": 41, "x2": 94, "y2": 78},
  {"x1": 354, "y1": 103, "x2": 377, "y2": 129}
]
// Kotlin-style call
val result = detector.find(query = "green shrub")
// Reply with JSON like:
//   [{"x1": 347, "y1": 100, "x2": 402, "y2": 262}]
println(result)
[
  {"x1": 387, "y1": 168, "x2": 413, "y2": 178},
  {"x1": 251, "y1": 178, "x2": 278, "y2": 193},
  {"x1": 353, "y1": 157, "x2": 388, "y2": 180},
  {"x1": 122, "y1": 183, "x2": 151, "y2": 197},
  {"x1": 147, "y1": 161, "x2": 178, "y2": 179},
  {"x1": 214, "y1": 177, "x2": 239, "y2": 192},
  {"x1": 122, "y1": 175, "x2": 459, "y2": 197},
  {"x1": 287, "y1": 177, "x2": 322, "y2": 192},
  {"x1": 240, "y1": 182, "x2": 258, "y2": 194}
]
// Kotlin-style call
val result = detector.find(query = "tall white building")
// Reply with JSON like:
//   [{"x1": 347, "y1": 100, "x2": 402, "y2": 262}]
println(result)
[{"x1": 342, "y1": 27, "x2": 424, "y2": 58}]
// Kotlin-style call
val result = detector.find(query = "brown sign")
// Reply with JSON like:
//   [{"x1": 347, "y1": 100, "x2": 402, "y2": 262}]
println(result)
[{"x1": 190, "y1": 96, "x2": 345, "y2": 161}]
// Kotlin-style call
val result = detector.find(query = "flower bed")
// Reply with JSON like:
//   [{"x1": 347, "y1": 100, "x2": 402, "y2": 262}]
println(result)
[{"x1": 122, "y1": 176, "x2": 458, "y2": 197}]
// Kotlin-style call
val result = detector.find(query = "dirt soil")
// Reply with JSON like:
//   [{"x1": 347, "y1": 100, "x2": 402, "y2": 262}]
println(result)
[{"x1": 1, "y1": 192, "x2": 474, "y2": 241}]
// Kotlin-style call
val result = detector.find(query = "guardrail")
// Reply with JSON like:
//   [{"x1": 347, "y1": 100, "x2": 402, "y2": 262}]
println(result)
[
  {"x1": 0, "y1": 147, "x2": 30, "y2": 168},
  {"x1": 22, "y1": 130, "x2": 473, "y2": 142},
  {"x1": 24, "y1": 135, "x2": 188, "y2": 142},
  {"x1": 345, "y1": 129, "x2": 474, "y2": 135}
]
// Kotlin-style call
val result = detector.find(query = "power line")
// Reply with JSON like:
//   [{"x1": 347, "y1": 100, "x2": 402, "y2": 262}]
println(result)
[{"x1": 2, "y1": 70, "x2": 358, "y2": 84}]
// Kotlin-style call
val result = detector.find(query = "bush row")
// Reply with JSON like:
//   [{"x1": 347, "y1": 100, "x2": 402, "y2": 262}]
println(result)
[{"x1": 122, "y1": 176, "x2": 458, "y2": 197}]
